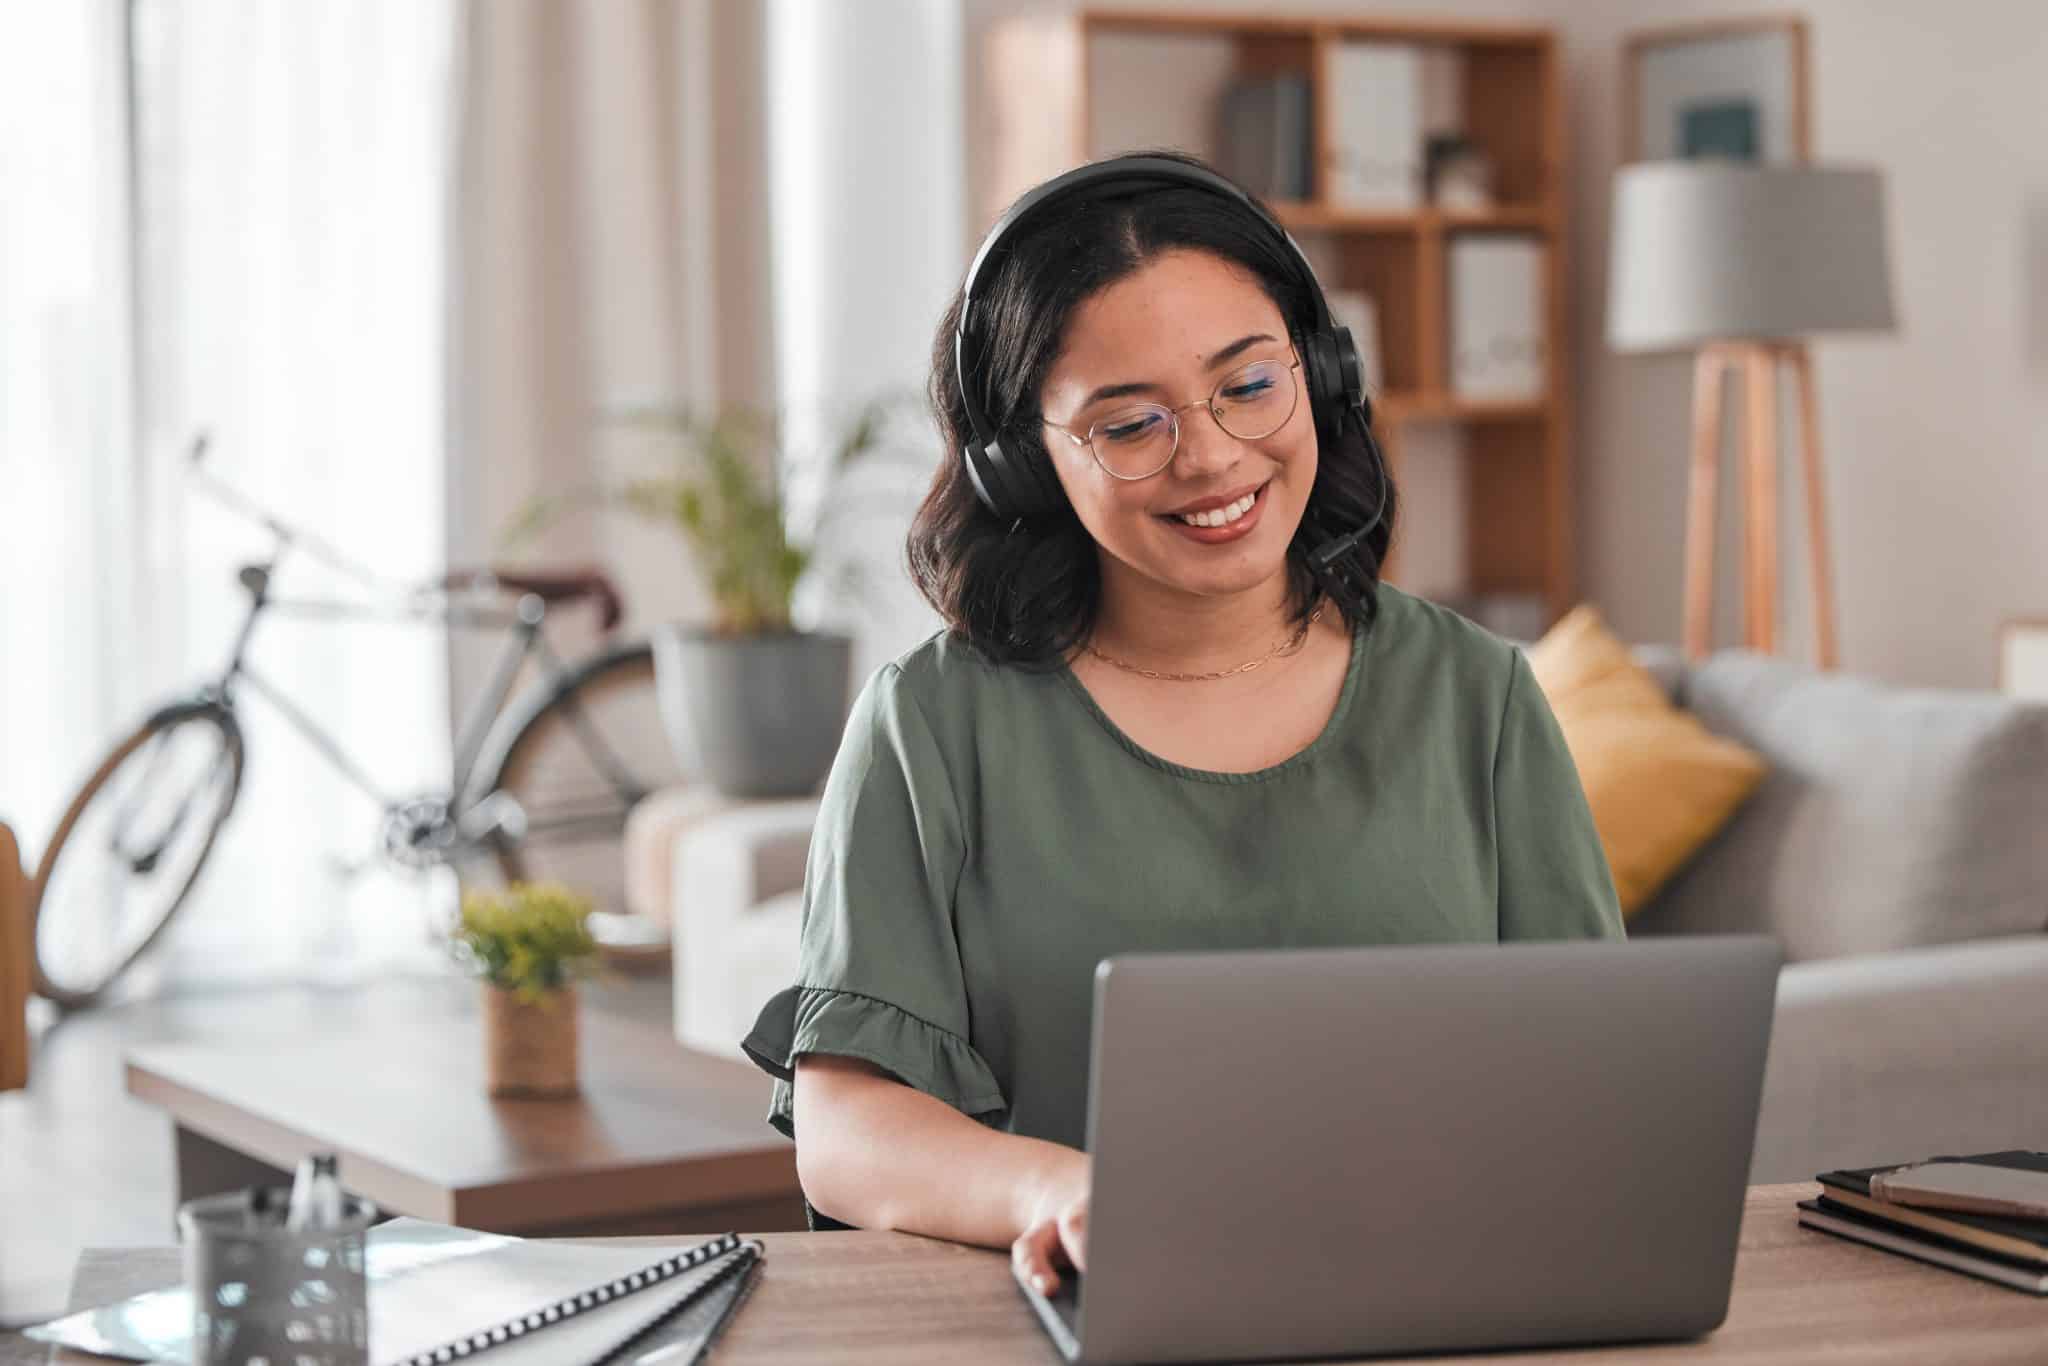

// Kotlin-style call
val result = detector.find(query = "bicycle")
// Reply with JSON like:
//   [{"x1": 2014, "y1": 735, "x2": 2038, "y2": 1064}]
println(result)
[{"x1": 26, "y1": 437, "x2": 684, "y2": 1009}]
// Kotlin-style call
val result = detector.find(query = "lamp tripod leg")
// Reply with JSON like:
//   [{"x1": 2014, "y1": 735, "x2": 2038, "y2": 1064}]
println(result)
[
  {"x1": 1683, "y1": 350, "x2": 1725, "y2": 661},
  {"x1": 1791, "y1": 346, "x2": 1839, "y2": 669},
  {"x1": 1742, "y1": 347, "x2": 1781, "y2": 655}
]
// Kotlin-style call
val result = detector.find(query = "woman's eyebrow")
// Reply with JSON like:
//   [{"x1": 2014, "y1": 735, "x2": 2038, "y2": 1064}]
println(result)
[
  {"x1": 1205, "y1": 332, "x2": 1278, "y2": 370},
  {"x1": 1076, "y1": 332, "x2": 1281, "y2": 409}
]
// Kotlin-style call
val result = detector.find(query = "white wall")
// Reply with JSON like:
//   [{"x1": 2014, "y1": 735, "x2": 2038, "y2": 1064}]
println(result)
[
  {"x1": 965, "y1": 0, "x2": 2048, "y2": 687},
  {"x1": 1558, "y1": 0, "x2": 2048, "y2": 688}
]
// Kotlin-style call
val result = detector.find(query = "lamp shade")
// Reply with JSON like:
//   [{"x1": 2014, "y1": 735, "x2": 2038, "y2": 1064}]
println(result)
[{"x1": 1607, "y1": 162, "x2": 1897, "y2": 353}]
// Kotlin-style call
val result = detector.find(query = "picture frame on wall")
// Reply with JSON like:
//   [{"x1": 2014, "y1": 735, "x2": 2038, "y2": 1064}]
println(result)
[
  {"x1": 1998, "y1": 620, "x2": 2048, "y2": 701},
  {"x1": 1622, "y1": 16, "x2": 1809, "y2": 165}
]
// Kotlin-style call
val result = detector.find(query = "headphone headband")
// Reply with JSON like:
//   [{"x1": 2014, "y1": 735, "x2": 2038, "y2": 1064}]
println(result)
[{"x1": 954, "y1": 155, "x2": 1369, "y2": 524}]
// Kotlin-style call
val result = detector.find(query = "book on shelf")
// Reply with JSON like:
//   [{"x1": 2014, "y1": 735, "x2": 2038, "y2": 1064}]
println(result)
[
  {"x1": 1326, "y1": 42, "x2": 1422, "y2": 210},
  {"x1": 1448, "y1": 236, "x2": 1546, "y2": 401},
  {"x1": 1798, "y1": 1150, "x2": 2048, "y2": 1295},
  {"x1": 1217, "y1": 74, "x2": 1311, "y2": 202}
]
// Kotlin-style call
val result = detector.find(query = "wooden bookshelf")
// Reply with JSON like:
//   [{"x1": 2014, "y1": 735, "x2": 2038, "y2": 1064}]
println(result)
[{"x1": 981, "y1": 8, "x2": 1573, "y2": 623}]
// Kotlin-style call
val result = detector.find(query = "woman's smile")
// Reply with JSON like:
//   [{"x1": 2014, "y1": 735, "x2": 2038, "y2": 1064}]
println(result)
[{"x1": 1159, "y1": 479, "x2": 1269, "y2": 544}]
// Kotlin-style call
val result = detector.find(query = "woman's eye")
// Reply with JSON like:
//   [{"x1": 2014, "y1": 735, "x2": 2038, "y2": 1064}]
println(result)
[
  {"x1": 1101, "y1": 413, "x2": 1164, "y2": 443},
  {"x1": 1221, "y1": 378, "x2": 1275, "y2": 401}
]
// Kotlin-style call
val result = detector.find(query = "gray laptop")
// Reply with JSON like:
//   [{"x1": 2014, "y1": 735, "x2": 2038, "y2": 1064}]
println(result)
[{"x1": 1016, "y1": 936, "x2": 1781, "y2": 1364}]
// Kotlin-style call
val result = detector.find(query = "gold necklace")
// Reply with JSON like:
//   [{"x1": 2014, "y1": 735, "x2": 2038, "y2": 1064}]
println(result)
[{"x1": 1084, "y1": 604, "x2": 1325, "y2": 683}]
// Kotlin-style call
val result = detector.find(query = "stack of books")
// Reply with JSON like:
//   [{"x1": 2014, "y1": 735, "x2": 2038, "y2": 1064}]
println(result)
[{"x1": 1798, "y1": 1151, "x2": 2048, "y2": 1294}]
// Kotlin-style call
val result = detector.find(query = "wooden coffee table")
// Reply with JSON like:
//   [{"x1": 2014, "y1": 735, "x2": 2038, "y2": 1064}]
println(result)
[{"x1": 123, "y1": 982, "x2": 802, "y2": 1237}]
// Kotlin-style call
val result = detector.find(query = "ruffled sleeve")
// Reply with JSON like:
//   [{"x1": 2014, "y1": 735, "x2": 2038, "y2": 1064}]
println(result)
[
  {"x1": 740, "y1": 662, "x2": 1008, "y2": 1139},
  {"x1": 744, "y1": 986, "x2": 1007, "y2": 1139}
]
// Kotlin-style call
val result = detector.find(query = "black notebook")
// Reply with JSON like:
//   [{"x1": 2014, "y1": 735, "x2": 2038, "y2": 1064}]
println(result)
[
  {"x1": 1815, "y1": 1151, "x2": 2048, "y2": 1266},
  {"x1": 1798, "y1": 1200, "x2": 2048, "y2": 1295}
]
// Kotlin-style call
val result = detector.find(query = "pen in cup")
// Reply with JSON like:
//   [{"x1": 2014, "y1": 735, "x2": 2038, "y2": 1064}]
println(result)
[
  {"x1": 285, "y1": 1152, "x2": 343, "y2": 1232},
  {"x1": 244, "y1": 1185, "x2": 278, "y2": 1232}
]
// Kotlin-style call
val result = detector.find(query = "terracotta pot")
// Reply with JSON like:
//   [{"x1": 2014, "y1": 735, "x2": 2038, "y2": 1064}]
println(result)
[{"x1": 483, "y1": 984, "x2": 580, "y2": 1099}]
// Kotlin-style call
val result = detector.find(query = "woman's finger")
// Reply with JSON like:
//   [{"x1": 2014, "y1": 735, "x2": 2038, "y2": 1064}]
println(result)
[
  {"x1": 1011, "y1": 1218, "x2": 1066, "y2": 1295},
  {"x1": 1056, "y1": 1200, "x2": 1089, "y2": 1273}
]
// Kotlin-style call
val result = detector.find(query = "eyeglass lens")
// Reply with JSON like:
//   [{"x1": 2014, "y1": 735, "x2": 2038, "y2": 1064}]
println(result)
[{"x1": 1087, "y1": 359, "x2": 1299, "y2": 478}]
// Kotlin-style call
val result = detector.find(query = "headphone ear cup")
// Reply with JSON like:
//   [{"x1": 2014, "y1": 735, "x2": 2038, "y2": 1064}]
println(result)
[
  {"x1": 1328, "y1": 325, "x2": 1366, "y2": 414},
  {"x1": 1021, "y1": 435, "x2": 1066, "y2": 518},
  {"x1": 973, "y1": 431, "x2": 1061, "y2": 523},
  {"x1": 1303, "y1": 326, "x2": 1372, "y2": 438},
  {"x1": 996, "y1": 433, "x2": 1062, "y2": 520},
  {"x1": 1300, "y1": 330, "x2": 1343, "y2": 439},
  {"x1": 962, "y1": 437, "x2": 1015, "y2": 523}
]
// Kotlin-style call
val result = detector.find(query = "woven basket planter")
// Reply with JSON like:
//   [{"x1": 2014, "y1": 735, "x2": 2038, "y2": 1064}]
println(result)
[{"x1": 483, "y1": 984, "x2": 580, "y2": 1099}]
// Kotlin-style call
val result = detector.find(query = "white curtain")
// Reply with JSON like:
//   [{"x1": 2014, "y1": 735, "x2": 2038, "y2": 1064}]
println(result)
[
  {"x1": 450, "y1": 0, "x2": 776, "y2": 656},
  {"x1": 0, "y1": 1, "x2": 458, "y2": 993},
  {"x1": 0, "y1": 1, "x2": 140, "y2": 861},
  {"x1": 451, "y1": 0, "x2": 961, "y2": 689}
]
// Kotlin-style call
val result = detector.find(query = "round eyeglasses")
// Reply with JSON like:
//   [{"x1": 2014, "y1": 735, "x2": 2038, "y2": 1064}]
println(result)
[{"x1": 1042, "y1": 357, "x2": 1303, "y2": 481}]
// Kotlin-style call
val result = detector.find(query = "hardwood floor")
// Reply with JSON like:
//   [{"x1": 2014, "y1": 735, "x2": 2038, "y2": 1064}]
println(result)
[{"x1": 0, "y1": 969, "x2": 678, "y2": 1348}]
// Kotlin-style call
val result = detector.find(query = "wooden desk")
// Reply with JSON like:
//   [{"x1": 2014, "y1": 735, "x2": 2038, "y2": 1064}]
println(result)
[
  {"x1": 124, "y1": 990, "x2": 802, "y2": 1238},
  {"x1": 47, "y1": 1186, "x2": 2048, "y2": 1364}
]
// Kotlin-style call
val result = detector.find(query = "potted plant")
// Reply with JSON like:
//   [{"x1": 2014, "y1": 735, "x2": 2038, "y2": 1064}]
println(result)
[
  {"x1": 450, "y1": 881, "x2": 598, "y2": 1098},
  {"x1": 512, "y1": 400, "x2": 898, "y2": 798}
]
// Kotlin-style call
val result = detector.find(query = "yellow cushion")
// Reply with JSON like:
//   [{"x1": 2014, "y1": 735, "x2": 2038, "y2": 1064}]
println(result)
[{"x1": 1524, "y1": 606, "x2": 1766, "y2": 918}]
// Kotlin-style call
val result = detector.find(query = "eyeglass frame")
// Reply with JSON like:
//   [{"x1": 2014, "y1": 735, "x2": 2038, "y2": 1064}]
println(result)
[{"x1": 1039, "y1": 356, "x2": 1306, "y2": 482}]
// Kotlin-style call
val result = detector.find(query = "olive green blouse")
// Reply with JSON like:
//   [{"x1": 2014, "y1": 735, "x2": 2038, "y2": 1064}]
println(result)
[{"x1": 742, "y1": 586, "x2": 1624, "y2": 1152}]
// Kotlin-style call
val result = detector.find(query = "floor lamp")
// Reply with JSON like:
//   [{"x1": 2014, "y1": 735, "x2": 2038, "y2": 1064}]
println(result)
[{"x1": 1608, "y1": 163, "x2": 1895, "y2": 668}]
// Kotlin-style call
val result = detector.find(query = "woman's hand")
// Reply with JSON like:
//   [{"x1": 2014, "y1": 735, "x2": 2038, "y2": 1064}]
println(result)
[{"x1": 1012, "y1": 1153, "x2": 1089, "y2": 1295}]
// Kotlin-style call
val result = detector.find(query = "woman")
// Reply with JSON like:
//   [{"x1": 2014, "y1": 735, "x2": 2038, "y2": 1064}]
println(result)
[{"x1": 742, "y1": 151, "x2": 1622, "y2": 1297}]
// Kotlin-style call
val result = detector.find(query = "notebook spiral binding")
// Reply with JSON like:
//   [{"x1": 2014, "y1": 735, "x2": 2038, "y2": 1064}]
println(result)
[
  {"x1": 594, "y1": 1240, "x2": 764, "y2": 1366},
  {"x1": 394, "y1": 1232, "x2": 744, "y2": 1366}
]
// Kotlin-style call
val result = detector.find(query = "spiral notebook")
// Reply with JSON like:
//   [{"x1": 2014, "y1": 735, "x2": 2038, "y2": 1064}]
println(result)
[
  {"x1": 397, "y1": 1233, "x2": 766, "y2": 1366},
  {"x1": 25, "y1": 1218, "x2": 765, "y2": 1365}
]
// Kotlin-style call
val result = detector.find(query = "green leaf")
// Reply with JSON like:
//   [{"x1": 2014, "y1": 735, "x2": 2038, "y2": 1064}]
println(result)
[
  {"x1": 509, "y1": 392, "x2": 920, "y2": 633},
  {"x1": 450, "y1": 882, "x2": 598, "y2": 1001}
]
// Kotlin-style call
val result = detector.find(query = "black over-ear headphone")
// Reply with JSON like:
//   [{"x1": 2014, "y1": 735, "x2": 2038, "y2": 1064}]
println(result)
[{"x1": 952, "y1": 154, "x2": 1388, "y2": 570}]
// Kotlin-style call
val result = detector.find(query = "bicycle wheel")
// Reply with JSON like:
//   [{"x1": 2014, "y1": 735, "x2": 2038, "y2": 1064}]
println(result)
[
  {"x1": 30, "y1": 701, "x2": 244, "y2": 1009},
  {"x1": 476, "y1": 643, "x2": 684, "y2": 947}
]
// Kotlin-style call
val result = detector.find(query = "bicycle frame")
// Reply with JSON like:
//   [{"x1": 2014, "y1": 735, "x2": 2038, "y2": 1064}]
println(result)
[
  {"x1": 208, "y1": 559, "x2": 543, "y2": 811},
  {"x1": 185, "y1": 438, "x2": 645, "y2": 851}
]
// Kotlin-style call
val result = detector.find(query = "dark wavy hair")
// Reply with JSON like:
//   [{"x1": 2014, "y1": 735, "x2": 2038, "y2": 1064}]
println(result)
[{"x1": 907, "y1": 151, "x2": 1397, "y2": 670}]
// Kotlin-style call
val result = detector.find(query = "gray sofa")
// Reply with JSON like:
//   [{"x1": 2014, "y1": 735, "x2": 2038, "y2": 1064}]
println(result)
[
  {"x1": 1631, "y1": 648, "x2": 2048, "y2": 1182},
  {"x1": 670, "y1": 649, "x2": 2048, "y2": 1186}
]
